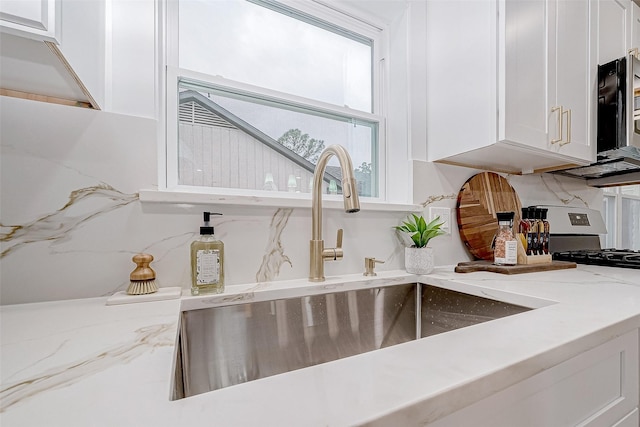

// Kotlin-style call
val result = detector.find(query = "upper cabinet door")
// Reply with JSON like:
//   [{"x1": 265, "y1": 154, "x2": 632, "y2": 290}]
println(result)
[
  {"x1": 426, "y1": 0, "x2": 597, "y2": 173},
  {"x1": 0, "y1": 0, "x2": 60, "y2": 43},
  {"x1": 550, "y1": 0, "x2": 596, "y2": 161},
  {"x1": 598, "y1": 0, "x2": 633, "y2": 64},
  {"x1": 502, "y1": 0, "x2": 548, "y2": 149},
  {"x1": 0, "y1": 0, "x2": 104, "y2": 109},
  {"x1": 632, "y1": 2, "x2": 640, "y2": 52},
  {"x1": 503, "y1": 0, "x2": 595, "y2": 162}
]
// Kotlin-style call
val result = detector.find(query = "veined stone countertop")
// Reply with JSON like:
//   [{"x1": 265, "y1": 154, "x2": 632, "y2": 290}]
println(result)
[{"x1": 2, "y1": 266, "x2": 640, "y2": 426}]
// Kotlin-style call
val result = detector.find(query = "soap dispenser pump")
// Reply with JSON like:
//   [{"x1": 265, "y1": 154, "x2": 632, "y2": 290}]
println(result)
[{"x1": 190, "y1": 212, "x2": 225, "y2": 296}]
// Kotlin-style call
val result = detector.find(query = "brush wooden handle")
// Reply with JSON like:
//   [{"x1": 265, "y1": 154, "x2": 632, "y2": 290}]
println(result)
[{"x1": 130, "y1": 253, "x2": 156, "y2": 281}]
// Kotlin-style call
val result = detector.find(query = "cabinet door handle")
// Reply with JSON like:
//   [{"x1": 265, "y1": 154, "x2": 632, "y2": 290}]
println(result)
[
  {"x1": 560, "y1": 108, "x2": 571, "y2": 146},
  {"x1": 551, "y1": 106, "x2": 563, "y2": 144}
]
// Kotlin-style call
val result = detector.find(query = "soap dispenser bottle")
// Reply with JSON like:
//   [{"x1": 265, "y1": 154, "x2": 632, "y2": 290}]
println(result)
[{"x1": 191, "y1": 212, "x2": 224, "y2": 295}]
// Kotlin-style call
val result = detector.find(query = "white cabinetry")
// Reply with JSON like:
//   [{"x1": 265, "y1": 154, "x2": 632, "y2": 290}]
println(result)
[
  {"x1": 633, "y1": 2, "x2": 640, "y2": 55},
  {"x1": 0, "y1": 0, "x2": 59, "y2": 42},
  {"x1": 598, "y1": 0, "x2": 634, "y2": 64},
  {"x1": 613, "y1": 409, "x2": 639, "y2": 427},
  {"x1": 597, "y1": 1, "x2": 640, "y2": 62},
  {"x1": 430, "y1": 330, "x2": 640, "y2": 427},
  {"x1": 0, "y1": 0, "x2": 103, "y2": 109},
  {"x1": 1, "y1": 0, "x2": 155, "y2": 117},
  {"x1": 427, "y1": 0, "x2": 596, "y2": 174},
  {"x1": 550, "y1": 0, "x2": 594, "y2": 162}
]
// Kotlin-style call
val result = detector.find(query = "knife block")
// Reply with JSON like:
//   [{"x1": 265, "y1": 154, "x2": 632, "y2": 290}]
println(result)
[{"x1": 516, "y1": 236, "x2": 552, "y2": 265}]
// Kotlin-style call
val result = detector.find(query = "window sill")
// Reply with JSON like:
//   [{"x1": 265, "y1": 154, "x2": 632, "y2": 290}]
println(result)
[{"x1": 138, "y1": 188, "x2": 420, "y2": 213}]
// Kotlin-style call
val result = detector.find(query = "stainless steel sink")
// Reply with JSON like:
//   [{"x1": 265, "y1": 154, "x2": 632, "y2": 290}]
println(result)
[{"x1": 172, "y1": 283, "x2": 531, "y2": 400}]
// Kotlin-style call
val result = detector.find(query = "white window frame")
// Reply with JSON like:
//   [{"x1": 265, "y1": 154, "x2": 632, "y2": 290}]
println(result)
[
  {"x1": 166, "y1": 67, "x2": 385, "y2": 197},
  {"x1": 602, "y1": 185, "x2": 640, "y2": 249},
  {"x1": 153, "y1": 0, "x2": 411, "y2": 208}
]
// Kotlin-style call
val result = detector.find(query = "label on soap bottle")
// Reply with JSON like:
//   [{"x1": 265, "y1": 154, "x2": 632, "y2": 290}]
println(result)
[{"x1": 196, "y1": 249, "x2": 220, "y2": 284}]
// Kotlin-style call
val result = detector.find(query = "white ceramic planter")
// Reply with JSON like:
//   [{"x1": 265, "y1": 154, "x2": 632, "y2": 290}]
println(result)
[{"x1": 404, "y1": 247, "x2": 434, "y2": 274}]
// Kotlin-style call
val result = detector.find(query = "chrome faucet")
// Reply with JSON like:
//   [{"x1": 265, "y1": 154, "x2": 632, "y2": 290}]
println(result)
[{"x1": 310, "y1": 145, "x2": 361, "y2": 282}]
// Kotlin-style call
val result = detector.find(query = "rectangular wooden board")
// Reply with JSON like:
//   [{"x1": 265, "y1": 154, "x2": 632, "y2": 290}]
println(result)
[{"x1": 454, "y1": 260, "x2": 577, "y2": 274}]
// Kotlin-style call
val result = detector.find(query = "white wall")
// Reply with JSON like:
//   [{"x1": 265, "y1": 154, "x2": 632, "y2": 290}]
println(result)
[
  {"x1": 105, "y1": 0, "x2": 156, "y2": 117},
  {"x1": 0, "y1": 1, "x2": 604, "y2": 305},
  {"x1": 0, "y1": 96, "x2": 603, "y2": 305}
]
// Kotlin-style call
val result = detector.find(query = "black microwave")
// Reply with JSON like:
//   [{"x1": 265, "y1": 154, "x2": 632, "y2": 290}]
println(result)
[{"x1": 598, "y1": 55, "x2": 640, "y2": 158}]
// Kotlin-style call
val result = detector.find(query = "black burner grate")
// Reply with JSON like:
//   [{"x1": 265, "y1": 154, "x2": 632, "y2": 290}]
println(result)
[{"x1": 553, "y1": 249, "x2": 640, "y2": 269}]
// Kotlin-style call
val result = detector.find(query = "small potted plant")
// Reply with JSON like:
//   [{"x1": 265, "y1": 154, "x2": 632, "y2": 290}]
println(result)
[{"x1": 394, "y1": 214, "x2": 445, "y2": 274}]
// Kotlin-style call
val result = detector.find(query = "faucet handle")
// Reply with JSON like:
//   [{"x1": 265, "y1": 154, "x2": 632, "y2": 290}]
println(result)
[
  {"x1": 323, "y1": 229, "x2": 344, "y2": 261},
  {"x1": 333, "y1": 229, "x2": 344, "y2": 260}
]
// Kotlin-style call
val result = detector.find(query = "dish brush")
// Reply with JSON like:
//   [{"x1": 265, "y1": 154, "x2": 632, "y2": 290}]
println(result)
[{"x1": 127, "y1": 253, "x2": 158, "y2": 295}]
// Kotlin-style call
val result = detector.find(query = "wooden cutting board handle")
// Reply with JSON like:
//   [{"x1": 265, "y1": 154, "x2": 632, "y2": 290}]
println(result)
[{"x1": 454, "y1": 260, "x2": 576, "y2": 274}]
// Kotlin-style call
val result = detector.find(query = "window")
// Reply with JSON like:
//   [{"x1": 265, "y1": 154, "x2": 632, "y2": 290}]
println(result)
[
  {"x1": 165, "y1": 0, "x2": 385, "y2": 199},
  {"x1": 602, "y1": 185, "x2": 640, "y2": 250}
]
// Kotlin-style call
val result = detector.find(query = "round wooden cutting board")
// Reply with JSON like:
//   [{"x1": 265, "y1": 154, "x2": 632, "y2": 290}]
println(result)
[{"x1": 456, "y1": 172, "x2": 522, "y2": 261}]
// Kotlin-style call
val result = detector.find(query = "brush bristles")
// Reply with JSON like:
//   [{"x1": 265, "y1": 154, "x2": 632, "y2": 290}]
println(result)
[{"x1": 126, "y1": 279, "x2": 158, "y2": 295}]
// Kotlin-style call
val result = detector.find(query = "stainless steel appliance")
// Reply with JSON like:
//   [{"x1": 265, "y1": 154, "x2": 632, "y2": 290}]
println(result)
[
  {"x1": 552, "y1": 53, "x2": 640, "y2": 187},
  {"x1": 553, "y1": 248, "x2": 640, "y2": 269},
  {"x1": 597, "y1": 56, "x2": 639, "y2": 157},
  {"x1": 541, "y1": 205, "x2": 640, "y2": 269}
]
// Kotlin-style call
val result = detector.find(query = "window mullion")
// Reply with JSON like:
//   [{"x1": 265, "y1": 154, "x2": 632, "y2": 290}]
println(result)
[{"x1": 178, "y1": 72, "x2": 382, "y2": 125}]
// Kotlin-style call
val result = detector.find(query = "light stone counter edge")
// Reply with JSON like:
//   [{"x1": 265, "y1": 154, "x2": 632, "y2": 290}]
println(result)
[{"x1": 1, "y1": 265, "x2": 640, "y2": 426}]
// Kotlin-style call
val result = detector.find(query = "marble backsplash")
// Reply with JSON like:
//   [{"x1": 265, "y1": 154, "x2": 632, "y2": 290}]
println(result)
[{"x1": 0, "y1": 97, "x2": 603, "y2": 305}]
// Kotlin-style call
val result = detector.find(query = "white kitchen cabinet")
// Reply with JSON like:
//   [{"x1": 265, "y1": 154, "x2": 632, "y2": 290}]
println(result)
[
  {"x1": 551, "y1": 0, "x2": 594, "y2": 162},
  {"x1": 1, "y1": 0, "x2": 155, "y2": 116},
  {"x1": 633, "y1": 2, "x2": 640, "y2": 54},
  {"x1": 0, "y1": 0, "x2": 103, "y2": 109},
  {"x1": 598, "y1": 0, "x2": 634, "y2": 64},
  {"x1": 430, "y1": 330, "x2": 640, "y2": 427},
  {"x1": 0, "y1": 0, "x2": 59, "y2": 43},
  {"x1": 613, "y1": 409, "x2": 639, "y2": 427},
  {"x1": 427, "y1": 0, "x2": 596, "y2": 174}
]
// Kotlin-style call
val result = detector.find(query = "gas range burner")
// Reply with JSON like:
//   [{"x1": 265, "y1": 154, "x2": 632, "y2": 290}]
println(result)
[{"x1": 553, "y1": 249, "x2": 640, "y2": 269}]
